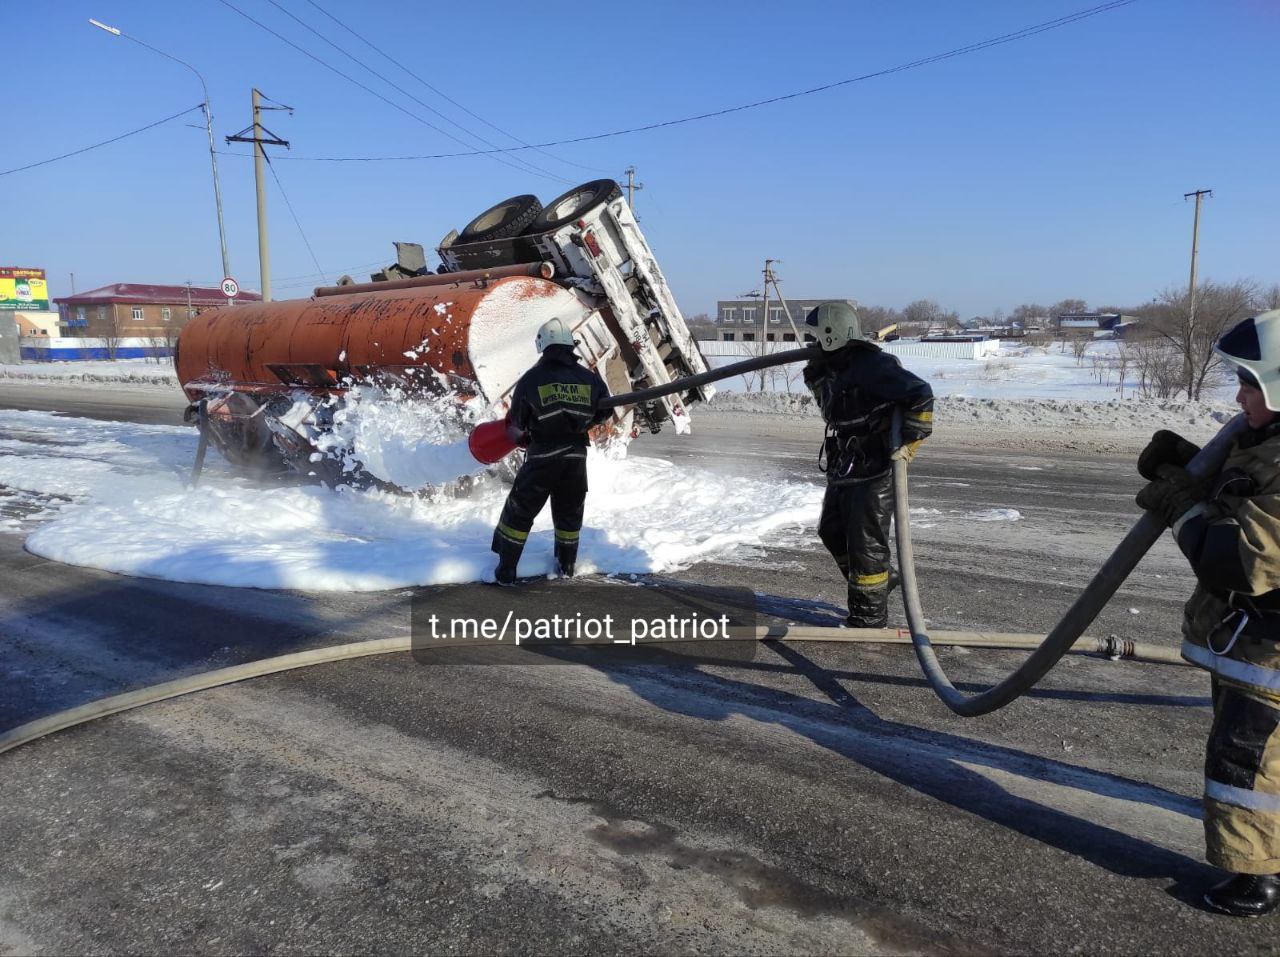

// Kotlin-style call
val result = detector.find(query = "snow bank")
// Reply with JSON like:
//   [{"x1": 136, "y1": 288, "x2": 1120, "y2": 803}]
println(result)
[
  {"x1": 0, "y1": 359, "x2": 177, "y2": 386},
  {"x1": 707, "y1": 392, "x2": 1238, "y2": 447}
]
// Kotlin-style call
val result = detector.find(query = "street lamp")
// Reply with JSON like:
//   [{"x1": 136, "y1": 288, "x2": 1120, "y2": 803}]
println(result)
[{"x1": 89, "y1": 18, "x2": 231, "y2": 291}]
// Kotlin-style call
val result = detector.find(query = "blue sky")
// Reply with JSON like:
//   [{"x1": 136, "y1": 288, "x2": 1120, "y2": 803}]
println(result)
[{"x1": 6, "y1": 0, "x2": 1276, "y2": 317}]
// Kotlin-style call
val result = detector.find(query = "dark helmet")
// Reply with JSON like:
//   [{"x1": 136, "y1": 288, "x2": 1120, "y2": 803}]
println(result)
[{"x1": 804, "y1": 301, "x2": 863, "y2": 352}]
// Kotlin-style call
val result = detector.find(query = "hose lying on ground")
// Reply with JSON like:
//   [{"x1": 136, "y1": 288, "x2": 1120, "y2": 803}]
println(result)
[
  {"x1": 892, "y1": 411, "x2": 1246, "y2": 717},
  {"x1": 0, "y1": 625, "x2": 1187, "y2": 758}
]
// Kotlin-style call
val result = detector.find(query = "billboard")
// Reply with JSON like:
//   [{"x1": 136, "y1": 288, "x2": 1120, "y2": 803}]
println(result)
[{"x1": 0, "y1": 267, "x2": 49, "y2": 311}]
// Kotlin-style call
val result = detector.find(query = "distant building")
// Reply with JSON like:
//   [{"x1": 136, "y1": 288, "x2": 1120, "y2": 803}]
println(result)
[
  {"x1": 53, "y1": 283, "x2": 261, "y2": 338},
  {"x1": 1056, "y1": 312, "x2": 1140, "y2": 336},
  {"x1": 12, "y1": 310, "x2": 60, "y2": 337},
  {"x1": 711, "y1": 298, "x2": 855, "y2": 343}
]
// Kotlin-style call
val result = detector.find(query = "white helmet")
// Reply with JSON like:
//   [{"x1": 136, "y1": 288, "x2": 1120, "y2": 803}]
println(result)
[
  {"x1": 535, "y1": 317, "x2": 575, "y2": 353},
  {"x1": 804, "y1": 301, "x2": 863, "y2": 352},
  {"x1": 1215, "y1": 309, "x2": 1280, "y2": 411}
]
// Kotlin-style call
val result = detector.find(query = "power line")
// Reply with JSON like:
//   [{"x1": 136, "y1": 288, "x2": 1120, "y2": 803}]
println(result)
[
  {"x1": 242, "y1": 0, "x2": 1140, "y2": 163},
  {"x1": 272, "y1": 259, "x2": 386, "y2": 285},
  {"x1": 0, "y1": 104, "x2": 203, "y2": 177},
  {"x1": 261, "y1": 0, "x2": 571, "y2": 183},
  {"x1": 213, "y1": 0, "x2": 569, "y2": 183},
  {"x1": 264, "y1": 152, "x2": 325, "y2": 278},
  {"x1": 300, "y1": 0, "x2": 606, "y2": 175}
]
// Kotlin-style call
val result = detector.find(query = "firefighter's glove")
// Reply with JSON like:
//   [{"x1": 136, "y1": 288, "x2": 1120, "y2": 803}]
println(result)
[
  {"x1": 1135, "y1": 463, "x2": 1209, "y2": 528},
  {"x1": 892, "y1": 439, "x2": 924, "y2": 465},
  {"x1": 1137, "y1": 429, "x2": 1201, "y2": 481}
]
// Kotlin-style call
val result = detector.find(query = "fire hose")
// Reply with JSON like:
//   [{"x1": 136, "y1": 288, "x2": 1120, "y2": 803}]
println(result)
[{"x1": 608, "y1": 346, "x2": 1244, "y2": 715}]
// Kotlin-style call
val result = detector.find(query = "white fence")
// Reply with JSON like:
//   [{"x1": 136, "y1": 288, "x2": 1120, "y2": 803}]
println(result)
[{"x1": 20, "y1": 335, "x2": 174, "y2": 361}]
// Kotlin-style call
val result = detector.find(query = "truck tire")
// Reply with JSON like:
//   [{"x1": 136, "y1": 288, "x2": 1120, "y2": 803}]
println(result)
[
  {"x1": 457, "y1": 194, "x2": 543, "y2": 243},
  {"x1": 524, "y1": 179, "x2": 622, "y2": 234}
]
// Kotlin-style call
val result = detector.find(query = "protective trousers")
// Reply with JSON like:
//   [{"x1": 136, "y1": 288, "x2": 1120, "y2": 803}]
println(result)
[
  {"x1": 492, "y1": 446, "x2": 588, "y2": 576},
  {"x1": 1203, "y1": 677, "x2": 1280, "y2": 874},
  {"x1": 818, "y1": 471, "x2": 893, "y2": 627}
]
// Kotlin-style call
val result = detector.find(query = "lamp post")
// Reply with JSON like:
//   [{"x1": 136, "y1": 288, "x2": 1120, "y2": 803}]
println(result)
[{"x1": 89, "y1": 18, "x2": 231, "y2": 293}]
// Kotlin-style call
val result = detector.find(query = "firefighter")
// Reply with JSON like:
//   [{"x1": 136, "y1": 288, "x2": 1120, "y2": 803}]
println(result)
[
  {"x1": 803, "y1": 301, "x2": 934, "y2": 628},
  {"x1": 491, "y1": 317, "x2": 610, "y2": 585},
  {"x1": 1135, "y1": 309, "x2": 1280, "y2": 916}
]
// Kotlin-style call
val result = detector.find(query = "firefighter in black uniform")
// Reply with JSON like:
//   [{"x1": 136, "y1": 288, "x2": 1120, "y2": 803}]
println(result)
[
  {"x1": 803, "y1": 301, "x2": 934, "y2": 627},
  {"x1": 492, "y1": 317, "x2": 611, "y2": 585}
]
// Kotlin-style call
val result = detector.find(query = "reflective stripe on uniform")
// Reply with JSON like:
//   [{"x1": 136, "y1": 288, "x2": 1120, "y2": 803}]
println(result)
[
  {"x1": 1182, "y1": 639, "x2": 1280, "y2": 692},
  {"x1": 906, "y1": 410, "x2": 933, "y2": 424},
  {"x1": 852, "y1": 571, "x2": 889, "y2": 588},
  {"x1": 497, "y1": 522, "x2": 529, "y2": 543},
  {"x1": 554, "y1": 528, "x2": 580, "y2": 542},
  {"x1": 1206, "y1": 779, "x2": 1280, "y2": 813},
  {"x1": 1171, "y1": 502, "x2": 1209, "y2": 538}
]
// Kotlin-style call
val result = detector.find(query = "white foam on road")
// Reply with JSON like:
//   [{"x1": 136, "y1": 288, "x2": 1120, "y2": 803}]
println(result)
[{"x1": 2, "y1": 410, "x2": 824, "y2": 591}]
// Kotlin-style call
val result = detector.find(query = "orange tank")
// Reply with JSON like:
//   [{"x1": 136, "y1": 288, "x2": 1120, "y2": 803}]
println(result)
[
  {"x1": 177, "y1": 269, "x2": 586, "y2": 403},
  {"x1": 174, "y1": 270, "x2": 604, "y2": 482}
]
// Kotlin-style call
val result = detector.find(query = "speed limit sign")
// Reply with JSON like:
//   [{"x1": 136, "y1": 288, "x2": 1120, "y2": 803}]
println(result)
[{"x1": 221, "y1": 276, "x2": 240, "y2": 298}]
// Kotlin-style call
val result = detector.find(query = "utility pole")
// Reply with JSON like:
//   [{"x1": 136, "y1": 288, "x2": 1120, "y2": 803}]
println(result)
[
  {"x1": 226, "y1": 89, "x2": 290, "y2": 302},
  {"x1": 89, "y1": 20, "x2": 230, "y2": 297},
  {"x1": 1185, "y1": 188, "x2": 1212, "y2": 325},
  {"x1": 762, "y1": 259, "x2": 802, "y2": 340},
  {"x1": 623, "y1": 166, "x2": 644, "y2": 212},
  {"x1": 186, "y1": 282, "x2": 194, "y2": 320},
  {"x1": 70, "y1": 272, "x2": 76, "y2": 295},
  {"x1": 1183, "y1": 188, "x2": 1212, "y2": 396}
]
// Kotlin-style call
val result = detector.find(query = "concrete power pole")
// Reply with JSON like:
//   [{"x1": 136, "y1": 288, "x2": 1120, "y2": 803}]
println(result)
[
  {"x1": 1183, "y1": 188, "x2": 1212, "y2": 396},
  {"x1": 763, "y1": 260, "x2": 802, "y2": 340},
  {"x1": 623, "y1": 166, "x2": 644, "y2": 212},
  {"x1": 226, "y1": 89, "x2": 290, "y2": 302}
]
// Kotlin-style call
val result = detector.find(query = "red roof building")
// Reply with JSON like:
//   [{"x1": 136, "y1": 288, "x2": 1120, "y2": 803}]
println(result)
[{"x1": 53, "y1": 283, "x2": 260, "y2": 336}]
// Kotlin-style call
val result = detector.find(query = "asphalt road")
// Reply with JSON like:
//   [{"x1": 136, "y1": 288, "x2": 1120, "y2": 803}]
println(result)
[{"x1": 0, "y1": 381, "x2": 1260, "y2": 955}]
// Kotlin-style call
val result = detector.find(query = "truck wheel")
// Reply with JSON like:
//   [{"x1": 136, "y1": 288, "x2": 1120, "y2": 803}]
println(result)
[
  {"x1": 457, "y1": 194, "x2": 543, "y2": 243},
  {"x1": 524, "y1": 179, "x2": 622, "y2": 234}
]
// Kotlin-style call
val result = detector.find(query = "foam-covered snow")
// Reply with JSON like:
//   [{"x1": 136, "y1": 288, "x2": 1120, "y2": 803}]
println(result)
[
  {"x1": 310, "y1": 384, "x2": 488, "y2": 491},
  {"x1": 4, "y1": 409, "x2": 823, "y2": 590}
]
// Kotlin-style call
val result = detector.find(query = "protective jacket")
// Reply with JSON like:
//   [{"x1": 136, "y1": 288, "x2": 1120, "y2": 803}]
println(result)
[
  {"x1": 507, "y1": 345, "x2": 611, "y2": 452},
  {"x1": 803, "y1": 342, "x2": 934, "y2": 484},
  {"x1": 805, "y1": 341, "x2": 932, "y2": 627},
  {"x1": 1175, "y1": 421, "x2": 1280, "y2": 875},
  {"x1": 1178, "y1": 422, "x2": 1280, "y2": 694},
  {"x1": 492, "y1": 345, "x2": 610, "y2": 579}
]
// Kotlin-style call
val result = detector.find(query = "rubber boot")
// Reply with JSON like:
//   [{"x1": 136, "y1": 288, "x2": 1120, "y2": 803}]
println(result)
[
  {"x1": 491, "y1": 534, "x2": 523, "y2": 586},
  {"x1": 554, "y1": 539, "x2": 579, "y2": 578},
  {"x1": 1204, "y1": 874, "x2": 1280, "y2": 917}
]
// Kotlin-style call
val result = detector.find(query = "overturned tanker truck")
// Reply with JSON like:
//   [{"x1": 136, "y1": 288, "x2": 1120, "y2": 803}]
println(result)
[{"x1": 174, "y1": 179, "x2": 713, "y2": 487}]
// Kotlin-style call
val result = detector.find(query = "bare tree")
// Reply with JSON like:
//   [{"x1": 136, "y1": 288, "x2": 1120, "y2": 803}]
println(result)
[
  {"x1": 1071, "y1": 334, "x2": 1092, "y2": 364},
  {"x1": 1144, "y1": 279, "x2": 1258, "y2": 400},
  {"x1": 1114, "y1": 342, "x2": 1131, "y2": 398},
  {"x1": 1011, "y1": 303, "x2": 1050, "y2": 329},
  {"x1": 1050, "y1": 298, "x2": 1089, "y2": 317},
  {"x1": 1128, "y1": 336, "x2": 1183, "y2": 399},
  {"x1": 1260, "y1": 283, "x2": 1280, "y2": 311},
  {"x1": 100, "y1": 313, "x2": 123, "y2": 361}
]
